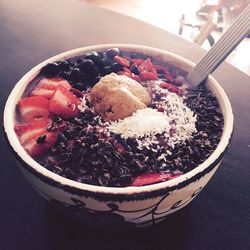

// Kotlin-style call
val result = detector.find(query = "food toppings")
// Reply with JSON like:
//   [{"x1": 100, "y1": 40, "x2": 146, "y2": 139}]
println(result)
[
  {"x1": 17, "y1": 96, "x2": 50, "y2": 123},
  {"x1": 30, "y1": 77, "x2": 71, "y2": 99},
  {"x1": 107, "y1": 92, "x2": 197, "y2": 150},
  {"x1": 114, "y1": 55, "x2": 130, "y2": 67},
  {"x1": 138, "y1": 58, "x2": 158, "y2": 81},
  {"x1": 107, "y1": 108, "x2": 171, "y2": 138},
  {"x1": 159, "y1": 82, "x2": 183, "y2": 95},
  {"x1": 90, "y1": 73, "x2": 151, "y2": 121},
  {"x1": 14, "y1": 119, "x2": 59, "y2": 157},
  {"x1": 14, "y1": 48, "x2": 224, "y2": 187},
  {"x1": 15, "y1": 77, "x2": 79, "y2": 158},
  {"x1": 49, "y1": 85, "x2": 79, "y2": 119},
  {"x1": 131, "y1": 172, "x2": 181, "y2": 186}
]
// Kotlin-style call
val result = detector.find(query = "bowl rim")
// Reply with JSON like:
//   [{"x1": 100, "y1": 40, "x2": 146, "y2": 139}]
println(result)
[{"x1": 3, "y1": 44, "x2": 234, "y2": 195}]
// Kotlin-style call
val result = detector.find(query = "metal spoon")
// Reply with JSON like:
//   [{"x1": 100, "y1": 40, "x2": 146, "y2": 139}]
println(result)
[{"x1": 186, "y1": 4, "x2": 250, "y2": 87}]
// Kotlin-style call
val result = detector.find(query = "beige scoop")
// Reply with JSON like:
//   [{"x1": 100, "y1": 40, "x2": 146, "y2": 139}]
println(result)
[{"x1": 90, "y1": 73, "x2": 151, "y2": 121}]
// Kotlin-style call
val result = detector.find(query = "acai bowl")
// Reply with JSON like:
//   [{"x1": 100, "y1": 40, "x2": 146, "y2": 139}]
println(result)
[{"x1": 3, "y1": 44, "x2": 233, "y2": 229}]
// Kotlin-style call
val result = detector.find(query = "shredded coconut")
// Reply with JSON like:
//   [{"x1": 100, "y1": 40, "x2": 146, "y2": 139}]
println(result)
[
  {"x1": 107, "y1": 108, "x2": 171, "y2": 138},
  {"x1": 78, "y1": 93, "x2": 94, "y2": 113},
  {"x1": 107, "y1": 90, "x2": 197, "y2": 149}
]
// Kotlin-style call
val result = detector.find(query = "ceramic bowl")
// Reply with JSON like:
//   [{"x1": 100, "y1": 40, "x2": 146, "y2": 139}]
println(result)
[{"x1": 3, "y1": 44, "x2": 233, "y2": 229}]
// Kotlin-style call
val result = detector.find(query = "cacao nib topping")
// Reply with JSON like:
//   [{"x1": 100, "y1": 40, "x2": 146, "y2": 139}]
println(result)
[
  {"x1": 39, "y1": 82, "x2": 223, "y2": 187},
  {"x1": 26, "y1": 50, "x2": 224, "y2": 187}
]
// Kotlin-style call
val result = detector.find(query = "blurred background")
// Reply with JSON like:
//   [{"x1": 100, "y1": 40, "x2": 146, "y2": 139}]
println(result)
[{"x1": 80, "y1": 0, "x2": 250, "y2": 75}]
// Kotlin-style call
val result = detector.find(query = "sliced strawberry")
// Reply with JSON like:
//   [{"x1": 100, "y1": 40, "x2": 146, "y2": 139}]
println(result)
[
  {"x1": 130, "y1": 173, "x2": 181, "y2": 186},
  {"x1": 138, "y1": 58, "x2": 154, "y2": 72},
  {"x1": 159, "y1": 82, "x2": 183, "y2": 95},
  {"x1": 15, "y1": 119, "x2": 50, "y2": 143},
  {"x1": 25, "y1": 131, "x2": 58, "y2": 158},
  {"x1": 114, "y1": 56, "x2": 130, "y2": 67},
  {"x1": 140, "y1": 71, "x2": 158, "y2": 81},
  {"x1": 138, "y1": 59, "x2": 158, "y2": 80},
  {"x1": 30, "y1": 78, "x2": 71, "y2": 99},
  {"x1": 49, "y1": 85, "x2": 79, "y2": 119},
  {"x1": 14, "y1": 119, "x2": 58, "y2": 158},
  {"x1": 18, "y1": 96, "x2": 50, "y2": 123}
]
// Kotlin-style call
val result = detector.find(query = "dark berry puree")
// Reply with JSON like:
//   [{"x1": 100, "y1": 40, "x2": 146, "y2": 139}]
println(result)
[{"x1": 14, "y1": 48, "x2": 224, "y2": 187}]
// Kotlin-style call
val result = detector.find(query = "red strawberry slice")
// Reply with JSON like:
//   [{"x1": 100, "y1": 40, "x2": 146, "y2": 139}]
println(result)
[
  {"x1": 131, "y1": 173, "x2": 181, "y2": 186},
  {"x1": 138, "y1": 59, "x2": 158, "y2": 80},
  {"x1": 140, "y1": 71, "x2": 158, "y2": 81},
  {"x1": 49, "y1": 85, "x2": 79, "y2": 119},
  {"x1": 14, "y1": 119, "x2": 58, "y2": 158},
  {"x1": 18, "y1": 96, "x2": 50, "y2": 123},
  {"x1": 114, "y1": 56, "x2": 130, "y2": 67},
  {"x1": 138, "y1": 58, "x2": 154, "y2": 72},
  {"x1": 159, "y1": 82, "x2": 183, "y2": 95},
  {"x1": 30, "y1": 78, "x2": 71, "y2": 99},
  {"x1": 15, "y1": 118, "x2": 49, "y2": 143}
]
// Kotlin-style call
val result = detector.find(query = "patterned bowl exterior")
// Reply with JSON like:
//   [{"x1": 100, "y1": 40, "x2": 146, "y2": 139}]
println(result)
[{"x1": 4, "y1": 44, "x2": 233, "y2": 229}]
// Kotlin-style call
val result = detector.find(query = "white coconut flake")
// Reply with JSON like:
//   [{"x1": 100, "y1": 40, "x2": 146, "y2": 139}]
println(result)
[
  {"x1": 106, "y1": 90, "x2": 197, "y2": 149},
  {"x1": 78, "y1": 96, "x2": 88, "y2": 112},
  {"x1": 78, "y1": 94, "x2": 94, "y2": 113},
  {"x1": 108, "y1": 108, "x2": 171, "y2": 138}
]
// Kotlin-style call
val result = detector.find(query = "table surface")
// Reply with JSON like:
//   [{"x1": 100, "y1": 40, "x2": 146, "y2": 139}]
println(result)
[{"x1": 0, "y1": 0, "x2": 250, "y2": 249}]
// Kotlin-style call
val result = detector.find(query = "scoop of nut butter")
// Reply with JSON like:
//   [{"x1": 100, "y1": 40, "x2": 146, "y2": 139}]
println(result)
[{"x1": 90, "y1": 73, "x2": 151, "y2": 121}]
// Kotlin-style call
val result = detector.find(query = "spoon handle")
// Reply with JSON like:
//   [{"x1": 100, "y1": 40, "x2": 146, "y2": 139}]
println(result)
[{"x1": 186, "y1": 4, "x2": 250, "y2": 87}]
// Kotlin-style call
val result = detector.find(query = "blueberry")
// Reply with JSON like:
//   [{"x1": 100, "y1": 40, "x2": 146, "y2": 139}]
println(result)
[
  {"x1": 110, "y1": 62, "x2": 123, "y2": 72},
  {"x1": 99, "y1": 57, "x2": 113, "y2": 67},
  {"x1": 87, "y1": 66, "x2": 100, "y2": 78},
  {"x1": 58, "y1": 61, "x2": 71, "y2": 72},
  {"x1": 69, "y1": 61, "x2": 76, "y2": 67},
  {"x1": 69, "y1": 68, "x2": 82, "y2": 81},
  {"x1": 130, "y1": 64, "x2": 140, "y2": 75},
  {"x1": 79, "y1": 59, "x2": 95, "y2": 71},
  {"x1": 85, "y1": 52, "x2": 101, "y2": 64},
  {"x1": 104, "y1": 48, "x2": 120, "y2": 59},
  {"x1": 100, "y1": 66, "x2": 112, "y2": 76},
  {"x1": 90, "y1": 76, "x2": 101, "y2": 85},
  {"x1": 76, "y1": 58, "x2": 84, "y2": 65},
  {"x1": 59, "y1": 70, "x2": 70, "y2": 79},
  {"x1": 72, "y1": 82, "x2": 83, "y2": 90},
  {"x1": 41, "y1": 63, "x2": 59, "y2": 77}
]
